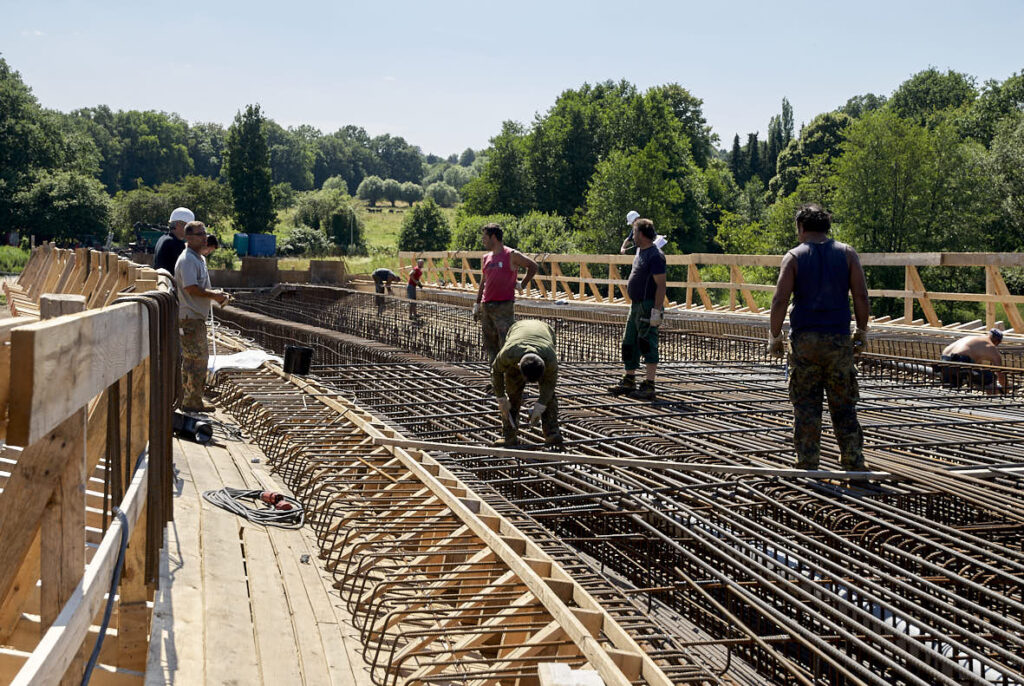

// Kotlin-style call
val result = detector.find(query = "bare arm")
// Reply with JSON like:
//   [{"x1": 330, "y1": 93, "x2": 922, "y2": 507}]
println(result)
[
  {"x1": 653, "y1": 273, "x2": 667, "y2": 309},
  {"x1": 848, "y1": 248, "x2": 870, "y2": 330},
  {"x1": 620, "y1": 235, "x2": 633, "y2": 254},
  {"x1": 185, "y1": 284, "x2": 228, "y2": 305},
  {"x1": 770, "y1": 253, "x2": 796, "y2": 337},
  {"x1": 512, "y1": 251, "x2": 538, "y2": 290}
]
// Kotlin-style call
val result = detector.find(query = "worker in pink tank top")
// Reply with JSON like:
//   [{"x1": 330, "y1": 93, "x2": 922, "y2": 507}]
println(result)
[{"x1": 472, "y1": 223, "x2": 538, "y2": 363}]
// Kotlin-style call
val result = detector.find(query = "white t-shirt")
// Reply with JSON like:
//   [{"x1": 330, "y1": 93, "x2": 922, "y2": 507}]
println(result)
[{"x1": 174, "y1": 247, "x2": 212, "y2": 320}]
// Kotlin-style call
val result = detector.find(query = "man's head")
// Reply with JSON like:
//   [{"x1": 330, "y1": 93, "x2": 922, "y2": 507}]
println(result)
[
  {"x1": 632, "y1": 218, "x2": 656, "y2": 246},
  {"x1": 990, "y1": 328, "x2": 1004, "y2": 345},
  {"x1": 519, "y1": 353, "x2": 545, "y2": 383},
  {"x1": 795, "y1": 203, "x2": 831, "y2": 235},
  {"x1": 169, "y1": 207, "x2": 195, "y2": 238},
  {"x1": 202, "y1": 234, "x2": 219, "y2": 257},
  {"x1": 416, "y1": 258, "x2": 425, "y2": 268},
  {"x1": 626, "y1": 210, "x2": 640, "y2": 226},
  {"x1": 184, "y1": 221, "x2": 208, "y2": 251},
  {"x1": 482, "y1": 223, "x2": 503, "y2": 250}
]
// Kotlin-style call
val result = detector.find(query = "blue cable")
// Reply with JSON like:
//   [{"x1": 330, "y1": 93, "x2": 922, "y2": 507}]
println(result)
[{"x1": 80, "y1": 508, "x2": 129, "y2": 686}]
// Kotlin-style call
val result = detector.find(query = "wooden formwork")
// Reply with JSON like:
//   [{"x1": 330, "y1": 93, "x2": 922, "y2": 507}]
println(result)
[{"x1": 214, "y1": 355, "x2": 698, "y2": 685}]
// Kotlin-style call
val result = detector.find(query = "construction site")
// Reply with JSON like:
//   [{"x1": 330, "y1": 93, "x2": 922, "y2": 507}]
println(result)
[{"x1": 2, "y1": 246, "x2": 1024, "y2": 686}]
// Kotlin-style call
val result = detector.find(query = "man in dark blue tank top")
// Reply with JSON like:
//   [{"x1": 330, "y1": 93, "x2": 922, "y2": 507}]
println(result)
[{"x1": 768, "y1": 204, "x2": 871, "y2": 471}]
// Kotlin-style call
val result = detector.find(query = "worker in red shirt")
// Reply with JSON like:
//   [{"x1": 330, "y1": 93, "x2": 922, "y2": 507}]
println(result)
[{"x1": 407, "y1": 258, "x2": 425, "y2": 319}]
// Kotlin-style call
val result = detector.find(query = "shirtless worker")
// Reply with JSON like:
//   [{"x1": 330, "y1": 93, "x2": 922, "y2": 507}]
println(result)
[{"x1": 940, "y1": 328, "x2": 1006, "y2": 392}]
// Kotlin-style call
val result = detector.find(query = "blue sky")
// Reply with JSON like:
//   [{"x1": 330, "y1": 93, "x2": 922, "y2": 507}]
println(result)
[{"x1": 3, "y1": 0, "x2": 1022, "y2": 156}]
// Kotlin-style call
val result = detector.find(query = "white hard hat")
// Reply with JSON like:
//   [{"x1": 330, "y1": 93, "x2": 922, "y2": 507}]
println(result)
[
  {"x1": 169, "y1": 207, "x2": 195, "y2": 224},
  {"x1": 626, "y1": 210, "x2": 640, "y2": 225}
]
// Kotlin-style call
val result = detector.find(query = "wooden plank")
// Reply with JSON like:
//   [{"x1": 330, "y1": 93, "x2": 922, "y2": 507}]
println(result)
[
  {"x1": 906, "y1": 266, "x2": 941, "y2": 327},
  {"x1": 7, "y1": 301, "x2": 149, "y2": 447},
  {"x1": 9, "y1": 453, "x2": 149, "y2": 686},
  {"x1": 986, "y1": 266, "x2": 1024, "y2": 333},
  {"x1": 144, "y1": 439, "x2": 205, "y2": 685},
  {"x1": 372, "y1": 438, "x2": 896, "y2": 481}
]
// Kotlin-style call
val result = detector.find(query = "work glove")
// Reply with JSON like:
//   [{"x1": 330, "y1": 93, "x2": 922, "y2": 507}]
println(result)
[
  {"x1": 472, "y1": 302, "x2": 481, "y2": 320},
  {"x1": 768, "y1": 331, "x2": 786, "y2": 358},
  {"x1": 497, "y1": 397, "x2": 511, "y2": 424},
  {"x1": 852, "y1": 327, "x2": 869, "y2": 353},
  {"x1": 649, "y1": 308, "x2": 663, "y2": 327},
  {"x1": 528, "y1": 402, "x2": 546, "y2": 428}
]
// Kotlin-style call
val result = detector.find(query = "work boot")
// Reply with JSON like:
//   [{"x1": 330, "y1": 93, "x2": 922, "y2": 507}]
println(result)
[
  {"x1": 544, "y1": 433, "x2": 565, "y2": 450},
  {"x1": 628, "y1": 379, "x2": 656, "y2": 401},
  {"x1": 492, "y1": 435, "x2": 519, "y2": 448},
  {"x1": 841, "y1": 459, "x2": 868, "y2": 472},
  {"x1": 793, "y1": 459, "x2": 819, "y2": 471},
  {"x1": 607, "y1": 374, "x2": 637, "y2": 396}
]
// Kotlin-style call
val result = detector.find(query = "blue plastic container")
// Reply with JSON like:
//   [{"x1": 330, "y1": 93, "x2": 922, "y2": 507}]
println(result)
[
  {"x1": 232, "y1": 233, "x2": 249, "y2": 256},
  {"x1": 248, "y1": 233, "x2": 277, "y2": 257}
]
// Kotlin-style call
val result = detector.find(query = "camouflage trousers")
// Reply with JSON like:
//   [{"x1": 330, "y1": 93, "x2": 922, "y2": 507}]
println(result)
[
  {"x1": 481, "y1": 300, "x2": 515, "y2": 363},
  {"x1": 788, "y1": 331, "x2": 864, "y2": 469},
  {"x1": 501, "y1": 372, "x2": 561, "y2": 445},
  {"x1": 180, "y1": 319, "x2": 209, "y2": 409}
]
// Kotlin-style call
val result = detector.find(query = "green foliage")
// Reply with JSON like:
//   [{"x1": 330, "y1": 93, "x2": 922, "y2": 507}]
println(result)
[
  {"x1": 425, "y1": 181, "x2": 459, "y2": 208},
  {"x1": 382, "y1": 178, "x2": 402, "y2": 206},
  {"x1": 991, "y1": 112, "x2": 1024, "y2": 247},
  {"x1": 767, "y1": 112, "x2": 852, "y2": 201},
  {"x1": 459, "y1": 148, "x2": 476, "y2": 166},
  {"x1": 442, "y1": 165, "x2": 474, "y2": 190},
  {"x1": 280, "y1": 225, "x2": 332, "y2": 256},
  {"x1": 15, "y1": 170, "x2": 111, "y2": 241},
  {"x1": 461, "y1": 121, "x2": 530, "y2": 215},
  {"x1": 321, "y1": 175, "x2": 348, "y2": 193},
  {"x1": 838, "y1": 93, "x2": 888, "y2": 118},
  {"x1": 448, "y1": 212, "x2": 574, "y2": 254},
  {"x1": 225, "y1": 104, "x2": 275, "y2": 233},
  {"x1": 576, "y1": 142, "x2": 709, "y2": 254},
  {"x1": 357, "y1": 175, "x2": 385, "y2": 206},
  {"x1": 159, "y1": 175, "x2": 232, "y2": 226},
  {"x1": 186, "y1": 122, "x2": 227, "y2": 178},
  {"x1": 272, "y1": 181, "x2": 296, "y2": 210},
  {"x1": 371, "y1": 134, "x2": 424, "y2": 183},
  {"x1": 400, "y1": 181, "x2": 423, "y2": 205},
  {"x1": 0, "y1": 246, "x2": 30, "y2": 274},
  {"x1": 398, "y1": 198, "x2": 450, "y2": 251},
  {"x1": 887, "y1": 68, "x2": 977, "y2": 126},
  {"x1": 831, "y1": 110, "x2": 1001, "y2": 252},
  {"x1": 293, "y1": 188, "x2": 363, "y2": 252},
  {"x1": 111, "y1": 187, "x2": 173, "y2": 239},
  {"x1": 265, "y1": 121, "x2": 314, "y2": 190},
  {"x1": 206, "y1": 247, "x2": 237, "y2": 270},
  {"x1": 956, "y1": 72, "x2": 1024, "y2": 145}
]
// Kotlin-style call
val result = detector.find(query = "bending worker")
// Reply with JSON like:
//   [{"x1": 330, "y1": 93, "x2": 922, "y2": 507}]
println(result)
[
  {"x1": 940, "y1": 328, "x2": 1006, "y2": 392},
  {"x1": 491, "y1": 319, "x2": 563, "y2": 448},
  {"x1": 768, "y1": 203, "x2": 870, "y2": 471}
]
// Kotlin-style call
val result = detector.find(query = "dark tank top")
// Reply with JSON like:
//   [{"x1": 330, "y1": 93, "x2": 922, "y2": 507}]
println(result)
[{"x1": 789, "y1": 238, "x2": 852, "y2": 335}]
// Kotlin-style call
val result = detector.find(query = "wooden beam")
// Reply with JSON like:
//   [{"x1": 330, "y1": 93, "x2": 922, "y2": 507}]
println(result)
[
  {"x1": 7, "y1": 301, "x2": 150, "y2": 447},
  {"x1": 371, "y1": 437, "x2": 895, "y2": 481}
]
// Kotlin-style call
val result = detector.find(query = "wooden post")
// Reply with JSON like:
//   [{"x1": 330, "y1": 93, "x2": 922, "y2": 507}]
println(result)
[
  {"x1": 904, "y1": 266, "x2": 914, "y2": 324},
  {"x1": 117, "y1": 358, "x2": 151, "y2": 669},
  {"x1": 38, "y1": 295, "x2": 88, "y2": 686}
]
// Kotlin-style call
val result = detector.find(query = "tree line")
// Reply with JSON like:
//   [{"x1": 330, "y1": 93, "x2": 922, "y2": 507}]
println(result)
[{"x1": 0, "y1": 56, "x2": 478, "y2": 242}]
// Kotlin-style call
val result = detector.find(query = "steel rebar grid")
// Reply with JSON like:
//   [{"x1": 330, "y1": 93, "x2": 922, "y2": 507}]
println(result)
[{"x1": 212, "y1": 290, "x2": 1024, "y2": 685}]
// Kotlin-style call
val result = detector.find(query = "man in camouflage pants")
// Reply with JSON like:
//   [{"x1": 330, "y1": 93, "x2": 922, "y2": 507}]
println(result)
[
  {"x1": 174, "y1": 221, "x2": 229, "y2": 413},
  {"x1": 769, "y1": 204, "x2": 871, "y2": 471}
]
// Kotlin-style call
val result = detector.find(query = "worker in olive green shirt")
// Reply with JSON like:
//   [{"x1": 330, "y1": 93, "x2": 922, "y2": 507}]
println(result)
[{"x1": 491, "y1": 319, "x2": 563, "y2": 448}]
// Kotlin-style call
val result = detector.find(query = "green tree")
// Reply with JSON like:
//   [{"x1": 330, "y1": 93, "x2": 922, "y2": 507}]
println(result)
[
  {"x1": 781, "y1": 97, "x2": 794, "y2": 143},
  {"x1": 265, "y1": 120, "x2": 315, "y2": 190},
  {"x1": 442, "y1": 165, "x2": 474, "y2": 190},
  {"x1": 459, "y1": 148, "x2": 476, "y2": 166},
  {"x1": 321, "y1": 175, "x2": 347, "y2": 193},
  {"x1": 729, "y1": 134, "x2": 744, "y2": 184},
  {"x1": 745, "y1": 132, "x2": 761, "y2": 184},
  {"x1": 400, "y1": 181, "x2": 423, "y2": 205},
  {"x1": 382, "y1": 178, "x2": 403, "y2": 206},
  {"x1": 186, "y1": 121, "x2": 227, "y2": 178},
  {"x1": 15, "y1": 170, "x2": 112, "y2": 241},
  {"x1": 157, "y1": 175, "x2": 232, "y2": 226},
  {"x1": 425, "y1": 181, "x2": 459, "y2": 207},
  {"x1": 398, "y1": 197, "x2": 450, "y2": 251},
  {"x1": 271, "y1": 182, "x2": 296, "y2": 210},
  {"x1": 110, "y1": 187, "x2": 174, "y2": 239},
  {"x1": 224, "y1": 104, "x2": 274, "y2": 233},
  {"x1": 767, "y1": 112, "x2": 852, "y2": 201},
  {"x1": 887, "y1": 68, "x2": 977, "y2": 126},
  {"x1": 356, "y1": 175, "x2": 385, "y2": 206},
  {"x1": 956, "y1": 72, "x2": 1024, "y2": 145},
  {"x1": 838, "y1": 93, "x2": 888, "y2": 118},
  {"x1": 372, "y1": 134, "x2": 424, "y2": 183},
  {"x1": 988, "y1": 112, "x2": 1024, "y2": 248},
  {"x1": 280, "y1": 225, "x2": 331, "y2": 256},
  {"x1": 651, "y1": 83, "x2": 715, "y2": 167},
  {"x1": 461, "y1": 121, "x2": 530, "y2": 215}
]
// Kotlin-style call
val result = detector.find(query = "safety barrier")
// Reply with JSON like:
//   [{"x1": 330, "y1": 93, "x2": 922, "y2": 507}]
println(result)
[
  {"x1": 0, "y1": 247, "x2": 176, "y2": 685},
  {"x1": 398, "y1": 250, "x2": 1024, "y2": 333}
]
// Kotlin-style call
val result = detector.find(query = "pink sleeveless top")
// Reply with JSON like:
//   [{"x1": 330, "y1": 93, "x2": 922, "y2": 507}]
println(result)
[{"x1": 481, "y1": 246, "x2": 517, "y2": 303}]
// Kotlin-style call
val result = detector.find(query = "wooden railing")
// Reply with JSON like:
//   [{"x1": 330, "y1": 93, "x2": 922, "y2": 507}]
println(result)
[
  {"x1": 1, "y1": 246, "x2": 174, "y2": 685},
  {"x1": 398, "y1": 251, "x2": 1024, "y2": 333}
]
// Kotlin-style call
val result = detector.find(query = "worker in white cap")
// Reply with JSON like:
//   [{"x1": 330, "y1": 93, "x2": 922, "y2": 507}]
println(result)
[
  {"x1": 620, "y1": 210, "x2": 667, "y2": 254},
  {"x1": 154, "y1": 207, "x2": 195, "y2": 273}
]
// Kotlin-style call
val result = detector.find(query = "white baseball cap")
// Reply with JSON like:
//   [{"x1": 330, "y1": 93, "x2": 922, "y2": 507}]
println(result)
[
  {"x1": 626, "y1": 210, "x2": 640, "y2": 225},
  {"x1": 169, "y1": 207, "x2": 195, "y2": 224}
]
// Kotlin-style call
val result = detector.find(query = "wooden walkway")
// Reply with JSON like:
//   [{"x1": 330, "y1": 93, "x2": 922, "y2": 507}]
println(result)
[{"x1": 145, "y1": 414, "x2": 372, "y2": 686}]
